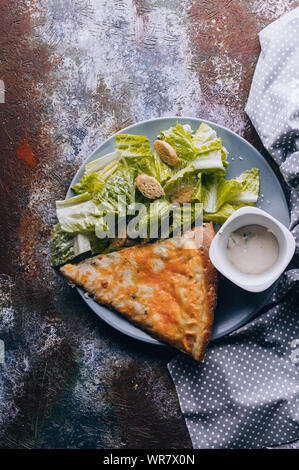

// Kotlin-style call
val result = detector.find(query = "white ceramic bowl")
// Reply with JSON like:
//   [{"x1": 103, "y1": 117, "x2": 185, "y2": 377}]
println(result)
[{"x1": 209, "y1": 207, "x2": 296, "y2": 293}]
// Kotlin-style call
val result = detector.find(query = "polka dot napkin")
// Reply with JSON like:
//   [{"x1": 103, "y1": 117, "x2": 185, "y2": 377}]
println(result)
[
  {"x1": 246, "y1": 7, "x2": 299, "y2": 190},
  {"x1": 168, "y1": 8, "x2": 299, "y2": 449}
]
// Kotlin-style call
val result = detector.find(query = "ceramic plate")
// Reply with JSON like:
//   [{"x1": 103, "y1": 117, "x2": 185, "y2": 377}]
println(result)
[{"x1": 67, "y1": 117, "x2": 289, "y2": 345}]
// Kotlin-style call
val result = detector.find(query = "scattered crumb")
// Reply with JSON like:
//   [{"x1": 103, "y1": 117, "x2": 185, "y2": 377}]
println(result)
[
  {"x1": 134, "y1": 383, "x2": 139, "y2": 390},
  {"x1": 84, "y1": 292, "x2": 89, "y2": 298},
  {"x1": 46, "y1": 316, "x2": 61, "y2": 322},
  {"x1": 42, "y1": 250, "x2": 48, "y2": 255}
]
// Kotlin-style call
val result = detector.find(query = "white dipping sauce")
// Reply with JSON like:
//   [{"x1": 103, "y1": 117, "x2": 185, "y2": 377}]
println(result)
[{"x1": 227, "y1": 224, "x2": 279, "y2": 275}]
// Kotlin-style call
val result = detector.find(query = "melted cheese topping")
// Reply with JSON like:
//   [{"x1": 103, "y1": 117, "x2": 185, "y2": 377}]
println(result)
[{"x1": 61, "y1": 227, "x2": 216, "y2": 360}]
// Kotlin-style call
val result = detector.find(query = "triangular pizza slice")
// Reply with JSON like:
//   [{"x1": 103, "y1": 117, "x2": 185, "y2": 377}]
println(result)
[{"x1": 60, "y1": 223, "x2": 217, "y2": 361}]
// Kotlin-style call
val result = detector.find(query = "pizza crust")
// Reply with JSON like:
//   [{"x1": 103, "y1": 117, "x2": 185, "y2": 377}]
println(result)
[{"x1": 190, "y1": 223, "x2": 218, "y2": 360}]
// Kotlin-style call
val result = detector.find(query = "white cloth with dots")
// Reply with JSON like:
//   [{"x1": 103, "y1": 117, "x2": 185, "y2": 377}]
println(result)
[
  {"x1": 168, "y1": 8, "x2": 299, "y2": 449},
  {"x1": 246, "y1": 7, "x2": 299, "y2": 189}
]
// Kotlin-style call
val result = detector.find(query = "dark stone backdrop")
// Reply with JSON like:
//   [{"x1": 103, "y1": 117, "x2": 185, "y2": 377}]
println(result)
[{"x1": 0, "y1": 0, "x2": 298, "y2": 449}]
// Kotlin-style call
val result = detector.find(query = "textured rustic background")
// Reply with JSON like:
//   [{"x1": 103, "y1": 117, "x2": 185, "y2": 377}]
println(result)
[{"x1": 0, "y1": 0, "x2": 298, "y2": 449}]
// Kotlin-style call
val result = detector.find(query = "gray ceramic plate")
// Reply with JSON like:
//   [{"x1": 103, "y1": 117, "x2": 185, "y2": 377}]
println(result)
[{"x1": 67, "y1": 117, "x2": 289, "y2": 346}]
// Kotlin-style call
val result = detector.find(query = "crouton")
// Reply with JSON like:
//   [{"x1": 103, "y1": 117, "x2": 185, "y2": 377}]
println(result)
[
  {"x1": 154, "y1": 140, "x2": 179, "y2": 167},
  {"x1": 170, "y1": 186, "x2": 195, "y2": 204},
  {"x1": 135, "y1": 173, "x2": 165, "y2": 199}
]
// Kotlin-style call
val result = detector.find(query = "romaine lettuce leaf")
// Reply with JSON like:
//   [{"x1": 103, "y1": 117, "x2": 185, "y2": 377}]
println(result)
[
  {"x1": 203, "y1": 203, "x2": 240, "y2": 224},
  {"x1": 221, "y1": 147, "x2": 229, "y2": 168},
  {"x1": 158, "y1": 123, "x2": 194, "y2": 164},
  {"x1": 72, "y1": 161, "x2": 119, "y2": 195},
  {"x1": 116, "y1": 134, "x2": 152, "y2": 158},
  {"x1": 51, "y1": 224, "x2": 111, "y2": 266},
  {"x1": 202, "y1": 168, "x2": 259, "y2": 222},
  {"x1": 51, "y1": 223, "x2": 91, "y2": 266},
  {"x1": 84, "y1": 150, "x2": 121, "y2": 176},
  {"x1": 170, "y1": 202, "x2": 203, "y2": 237},
  {"x1": 95, "y1": 168, "x2": 135, "y2": 214},
  {"x1": 116, "y1": 133, "x2": 176, "y2": 183},
  {"x1": 192, "y1": 173, "x2": 202, "y2": 201},
  {"x1": 158, "y1": 123, "x2": 225, "y2": 173},
  {"x1": 192, "y1": 123, "x2": 222, "y2": 155},
  {"x1": 88, "y1": 232, "x2": 110, "y2": 254},
  {"x1": 192, "y1": 149, "x2": 225, "y2": 172},
  {"x1": 72, "y1": 172, "x2": 105, "y2": 196},
  {"x1": 201, "y1": 174, "x2": 243, "y2": 213},
  {"x1": 163, "y1": 165, "x2": 197, "y2": 196},
  {"x1": 193, "y1": 122, "x2": 217, "y2": 145},
  {"x1": 194, "y1": 138, "x2": 222, "y2": 155},
  {"x1": 116, "y1": 134, "x2": 154, "y2": 179},
  {"x1": 127, "y1": 198, "x2": 202, "y2": 240},
  {"x1": 56, "y1": 192, "x2": 103, "y2": 233},
  {"x1": 163, "y1": 151, "x2": 225, "y2": 197},
  {"x1": 139, "y1": 153, "x2": 175, "y2": 183},
  {"x1": 128, "y1": 199, "x2": 171, "y2": 239},
  {"x1": 228, "y1": 168, "x2": 259, "y2": 204}
]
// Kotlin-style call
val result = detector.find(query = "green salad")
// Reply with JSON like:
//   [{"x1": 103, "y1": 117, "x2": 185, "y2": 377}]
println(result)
[{"x1": 51, "y1": 122, "x2": 259, "y2": 266}]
